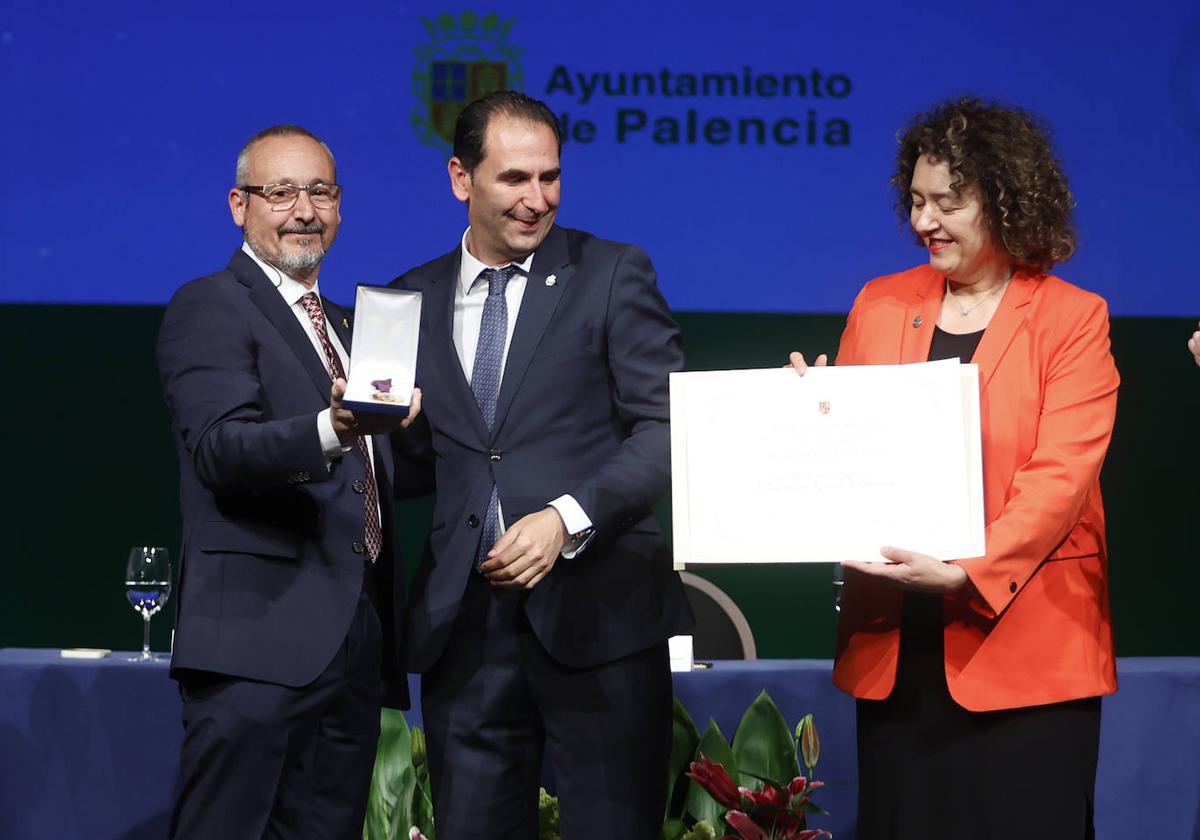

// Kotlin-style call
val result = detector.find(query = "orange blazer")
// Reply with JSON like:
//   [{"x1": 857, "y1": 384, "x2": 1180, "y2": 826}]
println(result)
[{"x1": 832, "y1": 265, "x2": 1119, "y2": 711}]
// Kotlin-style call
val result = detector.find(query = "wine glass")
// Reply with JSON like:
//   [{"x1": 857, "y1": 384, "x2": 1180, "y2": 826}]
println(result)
[{"x1": 124, "y1": 546, "x2": 172, "y2": 662}]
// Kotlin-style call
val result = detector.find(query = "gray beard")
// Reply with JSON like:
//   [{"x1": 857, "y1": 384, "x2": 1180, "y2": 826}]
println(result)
[{"x1": 245, "y1": 235, "x2": 326, "y2": 279}]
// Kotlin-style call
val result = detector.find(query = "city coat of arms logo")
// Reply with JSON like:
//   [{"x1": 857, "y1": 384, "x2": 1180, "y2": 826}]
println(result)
[{"x1": 412, "y1": 11, "x2": 525, "y2": 150}]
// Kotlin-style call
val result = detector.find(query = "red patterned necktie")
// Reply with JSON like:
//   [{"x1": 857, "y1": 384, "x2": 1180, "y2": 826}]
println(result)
[{"x1": 299, "y1": 292, "x2": 382, "y2": 563}]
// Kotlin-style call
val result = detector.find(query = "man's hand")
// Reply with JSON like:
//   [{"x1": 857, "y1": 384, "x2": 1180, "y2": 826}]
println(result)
[
  {"x1": 1189, "y1": 321, "x2": 1200, "y2": 368},
  {"x1": 788, "y1": 351, "x2": 829, "y2": 375},
  {"x1": 331, "y1": 379, "x2": 423, "y2": 444},
  {"x1": 842, "y1": 546, "x2": 968, "y2": 594},
  {"x1": 481, "y1": 507, "x2": 568, "y2": 589}
]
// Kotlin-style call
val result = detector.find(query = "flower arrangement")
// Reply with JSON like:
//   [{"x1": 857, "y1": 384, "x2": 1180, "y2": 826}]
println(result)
[
  {"x1": 666, "y1": 692, "x2": 831, "y2": 840},
  {"x1": 687, "y1": 756, "x2": 828, "y2": 840},
  {"x1": 363, "y1": 691, "x2": 831, "y2": 840}
]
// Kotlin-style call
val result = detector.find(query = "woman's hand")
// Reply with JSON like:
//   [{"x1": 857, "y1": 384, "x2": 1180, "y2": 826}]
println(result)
[
  {"x1": 788, "y1": 351, "x2": 828, "y2": 374},
  {"x1": 1188, "y1": 321, "x2": 1200, "y2": 368},
  {"x1": 843, "y1": 546, "x2": 968, "y2": 594}
]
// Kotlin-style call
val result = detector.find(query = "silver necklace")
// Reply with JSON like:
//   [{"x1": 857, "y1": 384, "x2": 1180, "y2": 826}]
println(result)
[{"x1": 945, "y1": 278, "x2": 1009, "y2": 317}]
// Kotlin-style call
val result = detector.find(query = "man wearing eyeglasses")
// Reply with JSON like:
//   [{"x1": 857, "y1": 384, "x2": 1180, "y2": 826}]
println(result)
[{"x1": 157, "y1": 125, "x2": 422, "y2": 840}]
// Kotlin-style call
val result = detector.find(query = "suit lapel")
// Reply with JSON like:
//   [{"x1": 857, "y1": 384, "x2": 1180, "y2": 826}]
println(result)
[
  {"x1": 900, "y1": 271, "x2": 944, "y2": 364},
  {"x1": 971, "y1": 269, "x2": 1037, "y2": 392},
  {"x1": 423, "y1": 249, "x2": 492, "y2": 442},
  {"x1": 324, "y1": 296, "x2": 353, "y2": 354},
  {"x1": 492, "y1": 227, "x2": 573, "y2": 435},
  {"x1": 233, "y1": 250, "x2": 331, "y2": 402}
]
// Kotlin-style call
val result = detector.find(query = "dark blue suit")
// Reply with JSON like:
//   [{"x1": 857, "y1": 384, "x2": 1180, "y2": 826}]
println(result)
[
  {"x1": 157, "y1": 248, "x2": 407, "y2": 840},
  {"x1": 391, "y1": 226, "x2": 692, "y2": 839}
]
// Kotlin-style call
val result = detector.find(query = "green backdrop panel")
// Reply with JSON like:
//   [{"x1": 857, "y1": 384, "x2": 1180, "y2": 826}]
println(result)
[{"x1": 3, "y1": 305, "x2": 1195, "y2": 657}]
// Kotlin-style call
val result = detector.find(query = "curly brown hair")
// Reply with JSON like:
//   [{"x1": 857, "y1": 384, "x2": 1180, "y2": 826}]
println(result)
[{"x1": 892, "y1": 98, "x2": 1076, "y2": 270}]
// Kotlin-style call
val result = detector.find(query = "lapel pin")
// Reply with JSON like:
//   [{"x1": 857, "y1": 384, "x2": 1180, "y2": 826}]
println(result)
[
  {"x1": 545, "y1": 274, "x2": 557, "y2": 287},
  {"x1": 342, "y1": 317, "x2": 349, "y2": 329},
  {"x1": 912, "y1": 315, "x2": 923, "y2": 328}
]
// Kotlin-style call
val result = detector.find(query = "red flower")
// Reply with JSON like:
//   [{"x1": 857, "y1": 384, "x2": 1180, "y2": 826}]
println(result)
[
  {"x1": 787, "y1": 776, "x2": 827, "y2": 808},
  {"x1": 688, "y1": 755, "x2": 743, "y2": 809},
  {"x1": 739, "y1": 784, "x2": 786, "y2": 808},
  {"x1": 727, "y1": 809, "x2": 832, "y2": 840},
  {"x1": 732, "y1": 782, "x2": 806, "y2": 834},
  {"x1": 724, "y1": 810, "x2": 770, "y2": 840},
  {"x1": 689, "y1": 756, "x2": 831, "y2": 840}
]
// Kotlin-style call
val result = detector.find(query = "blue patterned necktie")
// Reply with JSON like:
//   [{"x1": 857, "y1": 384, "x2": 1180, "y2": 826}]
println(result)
[{"x1": 470, "y1": 266, "x2": 516, "y2": 566}]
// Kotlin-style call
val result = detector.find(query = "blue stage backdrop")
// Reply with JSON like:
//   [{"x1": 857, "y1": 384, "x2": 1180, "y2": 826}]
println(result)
[{"x1": 3, "y1": 0, "x2": 1199, "y2": 314}]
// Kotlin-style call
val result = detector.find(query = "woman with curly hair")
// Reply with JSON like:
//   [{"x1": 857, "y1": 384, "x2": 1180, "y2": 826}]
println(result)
[{"x1": 791, "y1": 98, "x2": 1119, "y2": 838}]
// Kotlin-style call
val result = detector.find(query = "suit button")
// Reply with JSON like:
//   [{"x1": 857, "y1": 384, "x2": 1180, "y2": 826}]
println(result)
[
  {"x1": 467, "y1": 515, "x2": 480, "y2": 528},
  {"x1": 352, "y1": 541, "x2": 365, "y2": 554},
  {"x1": 1009, "y1": 581, "x2": 1017, "y2": 593},
  {"x1": 352, "y1": 479, "x2": 366, "y2": 494},
  {"x1": 289, "y1": 470, "x2": 310, "y2": 484},
  {"x1": 489, "y1": 448, "x2": 502, "y2": 462}
]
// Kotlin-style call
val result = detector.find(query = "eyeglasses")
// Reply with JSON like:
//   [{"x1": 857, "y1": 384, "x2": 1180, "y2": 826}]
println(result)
[{"x1": 239, "y1": 183, "x2": 342, "y2": 210}]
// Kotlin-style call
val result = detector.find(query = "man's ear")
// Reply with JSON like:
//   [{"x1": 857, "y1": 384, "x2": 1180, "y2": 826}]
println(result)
[
  {"x1": 448, "y1": 157, "x2": 472, "y2": 204},
  {"x1": 229, "y1": 187, "x2": 247, "y2": 227}
]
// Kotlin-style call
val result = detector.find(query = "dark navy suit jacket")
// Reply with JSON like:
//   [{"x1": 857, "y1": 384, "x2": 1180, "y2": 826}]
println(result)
[
  {"x1": 157, "y1": 249, "x2": 408, "y2": 707},
  {"x1": 391, "y1": 225, "x2": 692, "y2": 673}
]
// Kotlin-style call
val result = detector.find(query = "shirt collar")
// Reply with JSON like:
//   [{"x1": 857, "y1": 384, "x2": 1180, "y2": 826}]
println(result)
[
  {"x1": 457, "y1": 227, "x2": 535, "y2": 295},
  {"x1": 241, "y1": 241, "x2": 322, "y2": 306}
]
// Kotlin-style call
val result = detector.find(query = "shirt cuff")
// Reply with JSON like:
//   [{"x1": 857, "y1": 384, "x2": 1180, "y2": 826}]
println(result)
[
  {"x1": 549, "y1": 495, "x2": 594, "y2": 559},
  {"x1": 317, "y1": 409, "x2": 352, "y2": 471}
]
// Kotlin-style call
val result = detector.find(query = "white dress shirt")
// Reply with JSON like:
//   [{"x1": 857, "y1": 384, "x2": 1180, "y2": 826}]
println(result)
[
  {"x1": 240, "y1": 243, "x2": 376, "y2": 478},
  {"x1": 454, "y1": 229, "x2": 593, "y2": 555}
]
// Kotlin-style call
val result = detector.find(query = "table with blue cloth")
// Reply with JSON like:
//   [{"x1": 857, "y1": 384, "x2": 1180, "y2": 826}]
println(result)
[{"x1": 1, "y1": 649, "x2": 1196, "y2": 840}]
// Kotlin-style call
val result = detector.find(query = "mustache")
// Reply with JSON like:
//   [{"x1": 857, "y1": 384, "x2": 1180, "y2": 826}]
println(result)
[{"x1": 277, "y1": 222, "x2": 325, "y2": 236}]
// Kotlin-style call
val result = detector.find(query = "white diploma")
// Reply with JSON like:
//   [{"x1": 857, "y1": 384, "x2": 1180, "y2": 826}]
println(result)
[{"x1": 670, "y1": 359, "x2": 984, "y2": 567}]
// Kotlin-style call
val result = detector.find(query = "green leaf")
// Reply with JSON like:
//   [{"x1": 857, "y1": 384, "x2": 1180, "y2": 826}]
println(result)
[
  {"x1": 363, "y1": 709, "x2": 416, "y2": 840},
  {"x1": 666, "y1": 697, "x2": 701, "y2": 819},
  {"x1": 684, "y1": 719, "x2": 737, "y2": 826},
  {"x1": 413, "y1": 762, "x2": 435, "y2": 839},
  {"x1": 731, "y1": 690, "x2": 800, "y2": 789},
  {"x1": 411, "y1": 725, "x2": 427, "y2": 770},
  {"x1": 660, "y1": 817, "x2": 687, "y2": 840}
]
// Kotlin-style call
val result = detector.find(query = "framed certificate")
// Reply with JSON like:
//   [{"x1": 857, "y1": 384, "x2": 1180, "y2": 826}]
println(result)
[{"x1": 669, "y1": 360, "x2": 984, "y2": 567}]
